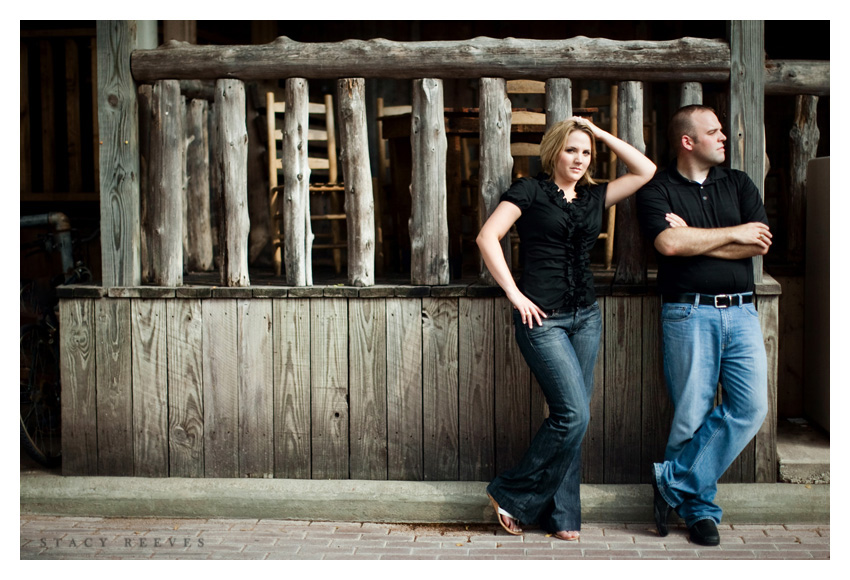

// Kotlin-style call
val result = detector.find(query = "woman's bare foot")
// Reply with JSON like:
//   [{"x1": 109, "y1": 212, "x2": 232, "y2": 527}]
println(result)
[
  {"x1": 488, "y1": 494, "x2": 523, "y2": 535},
  {"x1": 553, "y1": 530, "x2": 580, "y2": 541}
]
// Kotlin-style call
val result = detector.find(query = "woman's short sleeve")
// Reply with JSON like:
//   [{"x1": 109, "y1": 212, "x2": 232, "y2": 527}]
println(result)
[{"x1": 499, "y1": 178, "x2": 535, "y2": 211}]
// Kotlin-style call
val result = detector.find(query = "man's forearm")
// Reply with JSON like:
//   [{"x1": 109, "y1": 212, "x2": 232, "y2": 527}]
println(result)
[
  {"x1": 654, "y1": 222, "x2": 771, "y2": 257},
  {"x1": 704, "y1": 243, "x2": 768, "y2": 260}
]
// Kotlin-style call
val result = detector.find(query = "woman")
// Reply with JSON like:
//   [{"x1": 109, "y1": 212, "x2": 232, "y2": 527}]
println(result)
[{"x1": 478, "y1": 117, "x2": 656, "y2": 540}]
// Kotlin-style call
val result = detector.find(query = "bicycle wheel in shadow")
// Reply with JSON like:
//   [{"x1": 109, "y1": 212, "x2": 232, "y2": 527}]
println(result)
[{"x1": 20, "y1": 324, "x2": 62, "y2": 468}]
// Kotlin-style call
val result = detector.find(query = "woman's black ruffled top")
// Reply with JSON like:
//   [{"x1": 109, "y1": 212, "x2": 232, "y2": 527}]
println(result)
[{"x1": 500, "y1": 173, "x2": 608, "y2": 311}]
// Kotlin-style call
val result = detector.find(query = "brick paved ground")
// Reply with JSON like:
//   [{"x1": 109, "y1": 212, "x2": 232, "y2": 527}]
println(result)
[{"x1": 20, "y1": 515, "x2": 829, "y2": 560}]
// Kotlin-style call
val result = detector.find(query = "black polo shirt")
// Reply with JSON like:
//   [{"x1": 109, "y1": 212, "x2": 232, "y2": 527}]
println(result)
[
  {"x1": 501, "y1": 174, "x2": 608, "y2": 310},
  {"x1": 636, "y1": 162, "x2": 768, "y2": 296}
]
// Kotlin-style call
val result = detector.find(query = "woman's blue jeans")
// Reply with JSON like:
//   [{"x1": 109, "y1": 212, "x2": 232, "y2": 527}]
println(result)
[
  {"x1": 654, "y1": 297, "x2": 768, "y2": 527},
  {"x1": 486, "y1": 302, "x2": 601, "y2": 533}
]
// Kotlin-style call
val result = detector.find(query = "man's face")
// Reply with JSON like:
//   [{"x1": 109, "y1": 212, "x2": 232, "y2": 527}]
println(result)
[{"x1": 687, "y1": 110, "x2": 726, "y2": 167}]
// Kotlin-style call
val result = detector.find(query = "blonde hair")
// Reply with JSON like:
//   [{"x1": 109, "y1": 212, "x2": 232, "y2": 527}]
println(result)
[{"x1": 538, "y1": 119, "x2": 597, "y2": 186}]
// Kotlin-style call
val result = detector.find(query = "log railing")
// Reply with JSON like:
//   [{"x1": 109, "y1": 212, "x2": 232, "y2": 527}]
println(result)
[{"x1": 97, "y1": 22, "x2": 829, "y2": 289}]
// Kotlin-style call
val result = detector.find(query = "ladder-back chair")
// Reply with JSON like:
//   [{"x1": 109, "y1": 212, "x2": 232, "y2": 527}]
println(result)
[{"x1": 266, "y1": 91, "x2": 347, "y2": 277}]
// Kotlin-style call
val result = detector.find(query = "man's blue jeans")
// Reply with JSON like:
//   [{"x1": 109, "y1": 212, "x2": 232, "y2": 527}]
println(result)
[
  {"x1": 654, "y1": 296, "x2": 768, "y2": 527},
  {"x1": 486, "y1": 303, "x2": 601, "y2": 533}
]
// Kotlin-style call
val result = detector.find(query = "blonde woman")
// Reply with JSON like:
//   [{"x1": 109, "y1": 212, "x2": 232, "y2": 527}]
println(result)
[{"x1": 478, "y1": 117, "x2": 655, "y2": 539}]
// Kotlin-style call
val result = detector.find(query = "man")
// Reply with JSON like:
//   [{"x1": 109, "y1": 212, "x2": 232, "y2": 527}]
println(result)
[{"x1": 636, "y1": 105, "x2": 770, "y2": 546}]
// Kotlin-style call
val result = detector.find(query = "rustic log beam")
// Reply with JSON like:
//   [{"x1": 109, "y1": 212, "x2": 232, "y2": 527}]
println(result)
[
  {"x1": 185, "y1": 98, "x2": 214, "y2": 272},
  {"x1": 478, "y1": 77, "x2": 512, "y2": 284},
  {"x1": 680, "y1": 81, "x2": 703, "y2": 106},
  {"x1": 544, "y1": 78, "x2": 572, "y2": 128},
  {"x1": 410, "y1": 78, "x2": 450, "y2": 285},
  {"x1": 214, "y1": 79, "x2": 250, "y2": 287},
  {"x1": 337, "y1": 78, "x2": 376, "y2": 287},
  {"x1": 613, "y1": 81, "x2": 647, "y2": 287},
  {"x1": 97, "y1": 20, "x2": 141, "y2": 286},
  {"x1": 787, "y1": 95, "x2": 820, "y2": 264},
  {"x1": 764, "y1": 60, "x2": 829, "y2": 96},
  {"x1": 147, "y1": 80, "x2": 184, "y2": 286},
  {"x1": 132, "y1": 36, "x2": 732, "y2": 82},
  {"x1": 728, "y1": 21, "x2": 765, "y2": 285},
  {"x1": 282, "y1": 78, "x2": 312, "y2": 286}
]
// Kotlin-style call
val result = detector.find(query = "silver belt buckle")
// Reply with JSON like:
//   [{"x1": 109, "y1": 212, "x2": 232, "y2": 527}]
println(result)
[{"x1": 714, "y1": 294, "x2": 731, "y2": 308}]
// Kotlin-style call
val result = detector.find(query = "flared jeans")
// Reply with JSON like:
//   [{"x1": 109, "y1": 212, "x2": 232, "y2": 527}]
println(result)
[
  {"x1": 486, "y1": 302, "x2": 601, "y2": 532},
  {"x1": 654, "y1": 297, "x2": 768, "y2": 527}
]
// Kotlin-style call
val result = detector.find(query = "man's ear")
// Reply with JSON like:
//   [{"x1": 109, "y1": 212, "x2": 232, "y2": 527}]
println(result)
[{"x1": 681, "y1": 134, "x2": 695, "y2": 152}]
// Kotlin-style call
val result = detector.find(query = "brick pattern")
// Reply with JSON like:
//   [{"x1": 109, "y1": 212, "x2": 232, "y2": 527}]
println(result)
[{"x1": 20, "y1": 517, "x2": 829, "y2": 560}]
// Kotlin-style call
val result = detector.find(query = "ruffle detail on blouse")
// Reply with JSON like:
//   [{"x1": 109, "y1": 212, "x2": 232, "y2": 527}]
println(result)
[{"x1": 537, "y1": 173, "x2": 596, "y2": 308}]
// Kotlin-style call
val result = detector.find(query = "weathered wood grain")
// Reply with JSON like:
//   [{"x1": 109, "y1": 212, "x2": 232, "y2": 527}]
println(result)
[
  {"x1": 95, "y1": 299, "x2": 133, "y2": 476},
  {"x1": 788, "y1": 95, "x2": 820, "y2": 264},
  {"x1": 410, "y1": 79, "x2": 449, "y2": 285},
  {"x1": 166, "y1": 299, "x2": 205, "y2": 478},
  {"x1": 478, "y1": 78, "x2": 512, "y2": 284},
  {"x1": 729, "y1": 21, "x2": 765, "y2": 285},
  {"x1": 131, "y1": 299, "x2": 169, "y2": 477},
  {"x1": 238, "y1": 299, "x2": 274, "y2": 478},
  {"x1": 147, "y1": 80, "x2": 184, "y2": 286},
  {"x1": 639, "y1": 296, "x2": 672, "y2": 483},
  {"x1": 386, "y1": 298, "x2": 423, "y2": 480},
  {"x1": 203, "y1": 299, "x2": 239, "y2": 477},
  {"x1": 273, "y1": 299, "x2": 312, "y2": 478},
  {"x1": 755, "y1": 294, "x2": 779, "y2": 483},
  {"x1": 97, "y1": 21, "x2": 141, "y2": 286},
  {"x1": 214, "y1": 79, "x2": 250, "y2": 287},
  {"x1": 545, "y1": 78, "x2": 572, "y2": 128},
  {"x1": 613, "y1": 81, "x2": 647, "y2": 287},
  {"x1": 582, "y1": 298, "x2": 605, "y2": 484},
  {"x1": 349, "y1": 299, "x2": 388, "y2": 479},
  {"x1": 764, "y1": 60, "x2": 829, "y2": 96},
  {"x1": 338, "y1": 78, "x2": 376, "y2": 287},
  {"x1": 494, "y1": 297, "x2": 530, "y2": 474},
  {"x1": 422, "y1": 297, "x2": 459, "y2": 480},
  {"x1": 185, "y1": 98, "x2": 214, "y2": 272},
  {"x1": 282, "y1": 78, "x2": 311, "y2": 286},
  {"x1": 60, "y1": 299, "x2": 98, "y2": 475},
  {"x1": 132, "y1": 36, "x2": 733, "y2": 82},
  {"x1": 311, "y1": 298, "x2": 349, "y2": 479},
  {"x1": 458, "y1": 297, "x2": 495, "y2": 481},
  {"x1": 603, "y1": 296, "x2": 643, "y2": 483},
  {"x1": 680, "y1": 82, "x2": 703, "y2": 106}
]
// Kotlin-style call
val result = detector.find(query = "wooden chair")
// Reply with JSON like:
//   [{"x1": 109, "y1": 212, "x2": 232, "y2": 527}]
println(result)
[
  {"x1": 506, "y1": 80, "x2": 617, "y2": 270},
  {"x1": 266, "y1": 91, "x2": 346, "y2": 277}
]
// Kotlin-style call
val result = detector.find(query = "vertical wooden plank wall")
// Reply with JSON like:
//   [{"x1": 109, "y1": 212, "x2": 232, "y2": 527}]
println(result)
[{"x1": 61, "y1": 293, "x2": 778, "y2": 483}]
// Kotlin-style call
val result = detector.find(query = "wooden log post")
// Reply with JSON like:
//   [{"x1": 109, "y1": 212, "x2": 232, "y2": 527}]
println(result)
[
  {"x1": 337, "y1": 78, "x2": 376, "y2": 287},
  {"x1": 613, "y1": 81, "x2": 647, "y2": 287},
  {"x1": 728, "y1": 20, "x2": 766, "y2": 284},
  {"x1": 282, "y1": 78, "x2": 312, "y2": 286},
  {"x1": 680, "y1": 81, "x2": 703, "y2": 106},
  {"x1": 788, "y1": 95, "x2": 820, "y2": 264},
  {"x1": 97, "y1": 20, "x2": 141, "y2": 287},
  {"x1": 147, "y1": 79, "x2": 184, "y2": 286},
  {"x1": 214, "y1": 79, "x2": 250, "y2": 287},
  {"x1": 410, "y1": 78, "x2": 449, "y2": 286},
  {"x1": 478, "y1": 78, "x2": 512, "y2": 284},
  {"x1": 544, "y1": 78, "x2": 572, "y2": 128},
  {"x1": 185, "y1": 98, "x2": 214, "y2": 271}
]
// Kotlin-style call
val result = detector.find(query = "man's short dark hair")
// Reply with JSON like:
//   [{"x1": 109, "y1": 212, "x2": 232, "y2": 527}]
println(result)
[{"x1": 669, "y1": 105, "x2": 717, "y2": 150}]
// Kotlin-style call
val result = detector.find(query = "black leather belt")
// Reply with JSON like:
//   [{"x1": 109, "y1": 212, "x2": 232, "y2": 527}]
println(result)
[{"x1": 662, "y1": 293, "x2": 753, "y2": 308}]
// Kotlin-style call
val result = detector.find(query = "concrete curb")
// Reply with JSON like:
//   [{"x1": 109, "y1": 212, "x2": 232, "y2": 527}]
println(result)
[{"x1": 20, "y1": 473, "x2": 829, "y2": 524}]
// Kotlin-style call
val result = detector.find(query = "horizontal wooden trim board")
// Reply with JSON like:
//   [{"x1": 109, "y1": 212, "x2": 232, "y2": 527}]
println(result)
[{"x1": 59, "y1": 293, "x2": 778, "y2": 483}]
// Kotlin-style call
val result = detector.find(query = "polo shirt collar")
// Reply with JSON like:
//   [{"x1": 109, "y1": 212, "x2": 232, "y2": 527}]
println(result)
[{"x1": 666, "y1": 159, "x2": 724, "y2": 186}]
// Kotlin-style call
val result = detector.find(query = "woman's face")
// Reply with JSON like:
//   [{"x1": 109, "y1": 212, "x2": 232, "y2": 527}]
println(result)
[{"x1": 553, "y1": 130, "x2": 592, "y2": 185}]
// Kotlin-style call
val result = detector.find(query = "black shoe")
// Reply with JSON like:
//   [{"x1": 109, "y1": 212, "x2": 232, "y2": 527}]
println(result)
[
  {"x1": 651, "y1": 479, "x2": 672, "y2": 537},
  {"x1": 688, "y1": 519, "x2": 720, "y2": 546}
]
